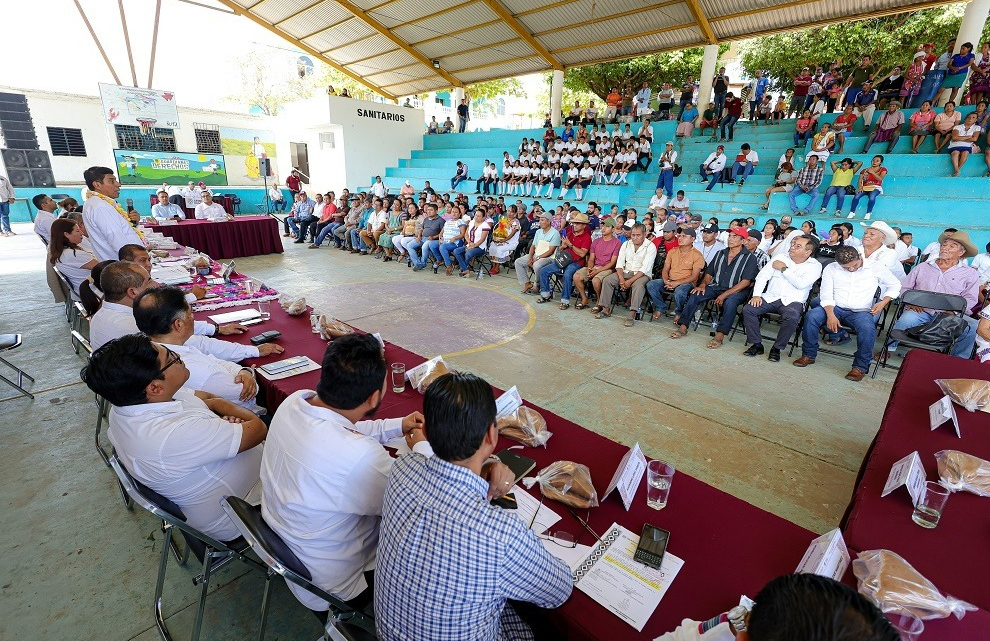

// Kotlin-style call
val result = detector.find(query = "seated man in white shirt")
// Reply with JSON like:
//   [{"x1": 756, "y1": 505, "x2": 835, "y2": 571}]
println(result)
[
  {"x1": 133, "y1": 287, "x2": 273, "y2": 413},
  {"x1": 795, "y1": 245, "x2": 900, "y2": 381},
  {"x1": 654, "y1": 572, "x2": 898, "y2": 641},
  {"x1": 596, "y1": 223, "x2": 658, "y2": 325},
  {"x1": 151, "y1": 190, "x2": 184, "y2": 222},
  {"x1": 647, "y1": 188, "x2": 668, "y2": 217},
  {"x1": 194, "y1": 191, "x2": 231, "y2": 221},
  {"x1": 181, "y1": 181, "x2": 202, "y2": 209},
  {"x1": 81, "y1": 333, "x2": 266, "y2": 542},
  {"x1": 742, "y1": 234, "x2": 822, "y2": 362},
  {"x1": 31, "y1": 194, "x2": 59, "y2": 243},
  {"x1": 261, "y1": 335, "x2": 513, "y2": 618}
]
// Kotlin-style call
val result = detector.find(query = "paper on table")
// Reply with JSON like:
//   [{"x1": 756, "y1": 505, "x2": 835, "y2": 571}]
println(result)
[
  {"x1": 573, "y1": 522, "x2": 683, "y2": 632},
  {"x1": 209, "y1": 308, "x2": 262, "y2": 324},
  {"x1": 929, "y1": 395, "x2": 961, "y2": 437},
  {"x1": 795, "y1": 528, "x2": 850, "y2": 581},
  {"x1": 256, "y1": 356, "x2": 321, "y2": 381},
  {"x1": 881, "y1": 451, "x2": 927, "y2": 506},
  {"x1": 542, "y1": 540, "x2": 593, "y2": 572},
  {"x1": 512, "y1": 486, "x2": 562, "y2": 534},
  {"x1": 495, "y1": 386, "x2": 523, "y2": 418},
  {"x1": 602, "y1": 442, "x2": 647, "y2": 511}
]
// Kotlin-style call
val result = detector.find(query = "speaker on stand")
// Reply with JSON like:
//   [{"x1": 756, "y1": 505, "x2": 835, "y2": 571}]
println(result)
[
  {"x1": 1, "y1": 149, "x2": 54, "y2": 187},
  {"x1": 258, "y1": 158, "x2": 273, "y2": 217}
]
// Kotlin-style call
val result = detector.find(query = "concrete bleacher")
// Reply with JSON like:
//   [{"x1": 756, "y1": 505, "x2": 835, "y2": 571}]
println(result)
[{"x1": 376, "y1": 104, "x2": 988, "y2": 250}]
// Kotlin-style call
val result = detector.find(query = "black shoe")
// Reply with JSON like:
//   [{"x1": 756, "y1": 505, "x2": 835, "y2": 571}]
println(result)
[
  {"x1": 743, "y1": 344, "x2": 764, "y2": 357},
  {"x1": 768, "y1": 347, "x2": 780, "y2": 362}
]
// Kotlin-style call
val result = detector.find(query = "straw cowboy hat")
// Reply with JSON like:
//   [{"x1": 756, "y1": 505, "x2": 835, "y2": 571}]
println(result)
[
  {"x1": 860, "y1": 221, "x2": 898, "y2": 246},
  {"x1": 941, "y1": 230, "x2": 979, "y2": 258}
]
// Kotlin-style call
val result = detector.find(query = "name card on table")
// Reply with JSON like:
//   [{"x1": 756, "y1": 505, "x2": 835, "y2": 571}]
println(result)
[
  {"x1": 881, "y1": 451, "x2": 927, "y2": 506},
  {"x1": 372, "y1": 333, "x2": 385, "y2": 348},
  {"x1": 796, "y1": 528, "x2": 850, "y2": 581},
  {"x1": 405, "y1": 355, "x2": 444, "y2": 390},
  {"x1": 602, "y1": 442, "x2": 647, "y2": 511},
  {"x1": 495, "y1": 386, "x2": 523, "y2": 418},
  {"x1": 929, "y1": 395, "x2": 961, "y2": 437}
]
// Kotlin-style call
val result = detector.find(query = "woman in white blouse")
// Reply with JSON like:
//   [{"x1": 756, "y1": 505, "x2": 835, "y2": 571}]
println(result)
[{"x1": 49, "y1": 218, "x2": 98, "y2": 296}]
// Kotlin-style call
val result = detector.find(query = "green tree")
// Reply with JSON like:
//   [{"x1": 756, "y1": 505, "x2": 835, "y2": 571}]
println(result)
[
  {"x1": 563, "y1": 46, "x2": 730, "y2": 99},
  {"x1": 738, "y1": 6, "x2": 990, "y2": 92},
  {"x1": 467, "y1": 77, "x2": 525, "y2": 101}
]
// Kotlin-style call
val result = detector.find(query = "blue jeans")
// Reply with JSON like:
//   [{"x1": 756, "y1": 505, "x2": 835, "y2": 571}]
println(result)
[
  {"x1": 656, "y1": 169, "x2": 674, "y2": 197},
  {"x1": 678, "y1": 287, "x2": 748, "y2": 334},
  {"x1": 850, "y1": 190, "x2": 880, "y2": 214},
  {"x1": 350, "y1": 228, "x2": 368, "y2": 251},
  {"x1": 316, "y1": 222, "x2": 342, "y2": 246},
  {"x1": 719, "y1": 114, "x2": 739, "y2": 139},
  {"x1": 802, "y1": 305, "x2": 877, "y2": 372},
  {"x1": 454, "y1": 245, "x2": 486, "y2": 272},
  {"x1": 439, "y1": 240, "x2": 463, "y2": 266},
  {"x1": 646, "y1": 279, "x2": 692, "y2": 316},
  {"x1": 419, "y1": 240, "x2": 442, "y2": 267},
  {"x1": 700, "y1": 164, "x2": 722, "y2": 190},
  {"x1": 713, "y1": 92, "x2": 727, "y2": 118},
  {"x1": 794, "y1": 130, "x2": 812, "y2": 146},
  {"x1": 788, "y1": 184, "x2": 820, "y2": 213},
  {"x1": 0, "y1": 202, "x2": 9, "y2": 232},
  {"x1": 402, "y1": 238, "x2": 423, "y2": 262},
  {"x1": 539, "y1": 261, "x2": 582, "y2": 303},
  {"x1": 451, "y1": 175, "x2": 466, "y2": 190},
  {"x1": 888, "y1": 309, "x2": 977, "y2": 359},
  {"x1": 845, "y1": 87, "x2": 862, "y2": 108},
  {"x1": 731, "y1": 162, "x2": 754, "y2": 181},
  {"x1": 272, "y1": 199, "x2": 287, "y2": 212},
  {"x1": 820, "y1": 186, "x2": 848, "y2": 212},
  {"x1": 458, "y1": 116, "x2": 467, "y2": 133}
]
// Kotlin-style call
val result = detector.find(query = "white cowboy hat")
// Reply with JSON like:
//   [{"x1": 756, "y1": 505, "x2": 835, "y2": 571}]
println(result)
[{"x1": 860, "y1": 221, "x2": 897, "y2": 246}]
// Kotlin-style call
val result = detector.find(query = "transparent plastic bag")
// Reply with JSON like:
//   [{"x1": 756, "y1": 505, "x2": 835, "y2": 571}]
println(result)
[
  {"x1": 523, "y1": 461, "x2": 599, "y2": 509},
  {"x1": 853, "y1": 549, "x2": 976, "y2": 620},
  {"x1": 935, "y1": 378, "x2": 990, "y2": 412},
  {"x1": 497, "y1": 406, "x2": 553, "y2": 448},
  {"x1": 407, "y1": 357, "x2": 449, "y2": 394},
  {"x1": 318, "y1": 315, "x2": 353, "y2": 341},
  {"x1": 279, "y1": 295, "x2": 308, "y2": 316},
  {"x1": 936, "y1": 450, "x2": 990, "y2": 497}
]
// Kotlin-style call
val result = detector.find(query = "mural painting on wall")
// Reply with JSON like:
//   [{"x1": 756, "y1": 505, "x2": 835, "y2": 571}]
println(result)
[
  {"x1": 220, "y1": 127, "x2": 278, "y2": 184},
  {"x1": 113, "y1": 150, "x2": 227, "y2": 186}
]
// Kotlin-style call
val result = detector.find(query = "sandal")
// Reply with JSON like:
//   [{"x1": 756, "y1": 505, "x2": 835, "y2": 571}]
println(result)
[
  {"x1": 590, "y1": 305, "x2": 604, "y2": 314},
  {"x1": 594, "y1": 308, "x2": 612, "y2": 319},
  {"x1": 459, "y1": 271, "x2": 470, "y2": 278},
  {"x1": 445, "y1": 265, "x2": 454, "y2": 276},
  {"x1": 651, "y1": 312, "x2": 662, "y2": 321},
  {"x1": 559, "y1": 303, "x2": 570, "y2": 310},
  {"x1": 624, "y1": 317, "x2": 635, "y2": 327},
  {"x1": 521, "y1": 283, "x2": 534, "y2": 294},
  {"x1": 575, "y1": 302, "x2": 588, "y2": 310},
  {"x1": 824, "y1": 334, "x2": 851, "y2": 346},
  {"x1": 707, "y1": 338, "x2": 723, "y2": 349},
  {"x1": 669, "y1": 327, "x2": 687, "y2": 338},
  {"x1": 537, "y1": 296, "x2": 553, "y2": 304}
]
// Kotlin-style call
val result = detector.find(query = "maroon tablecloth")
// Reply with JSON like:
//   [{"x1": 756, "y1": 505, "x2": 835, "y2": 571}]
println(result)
[
  {"x1": 147, "y1": 216, "x2": 283, "y2": 259},
  {"x1": 148, "y1": 194, "x2": 233, "y2": 218},
  {"x1": 842, "y1": 350, "x2": 990, "y2": 613}
]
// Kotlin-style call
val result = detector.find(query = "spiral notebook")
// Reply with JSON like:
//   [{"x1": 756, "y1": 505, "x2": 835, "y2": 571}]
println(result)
[{"x1": 571, "y1": 522, "x2": 683, "y2": 632}]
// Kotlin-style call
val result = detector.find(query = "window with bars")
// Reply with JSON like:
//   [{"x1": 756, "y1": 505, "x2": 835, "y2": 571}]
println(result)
[
  {"x1": 47, "y1": 127, "x2": 86, "y2": 156},
  {"x1": 319, "y1": 132, "x2": 335, "y2": 149},
  {"x1": 193, "y1": 123, "x2": 222, "y2": 154},
  {"x1": 114, "y1": 124, "x2": 177, "y2": 152}
]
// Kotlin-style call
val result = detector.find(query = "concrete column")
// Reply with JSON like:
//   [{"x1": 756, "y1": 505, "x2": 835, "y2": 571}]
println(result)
[
  {"x1": 955, "y1": 0, "x2": 990, "y2": 54},
  {"x1": 696, "y1": 44, "x2": 720, "y2": 114},
  {"x1": 452, "y1": 87, "x2": 465, "y2": 104},
  {"x1": 550, "y1": 70, "x2": 564, "y2": 127}
]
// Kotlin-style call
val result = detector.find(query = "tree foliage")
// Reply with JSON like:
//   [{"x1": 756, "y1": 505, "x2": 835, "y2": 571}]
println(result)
[
  {"x1": 467, "y1": 77, "x2": 525, "y2": 101},
  {"x1": 563, "y1": 45, "x2": 731, "y2": 99},
  {"x1": 738, "y1": 6, "x2": 990, "y2": 93}
]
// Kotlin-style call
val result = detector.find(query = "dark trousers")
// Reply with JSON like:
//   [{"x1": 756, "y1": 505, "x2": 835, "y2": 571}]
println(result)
[
  {"x1": 743, "y1": 299, "x2": 804, "y2": 349},
  {"x1": 679, "y1": 287, "x2": 748, "y2": 334}
]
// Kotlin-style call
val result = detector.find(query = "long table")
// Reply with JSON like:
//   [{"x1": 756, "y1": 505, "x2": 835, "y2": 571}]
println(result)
[
  {"x1": 147, "y1": 194, "x2": 234, "y2": 218},
  {"x1": 147, "y1": 216, "x2": 283, "y2": 259},
  {"x1": 842, "y1": 350, "x2": 990, "y2": 615}
]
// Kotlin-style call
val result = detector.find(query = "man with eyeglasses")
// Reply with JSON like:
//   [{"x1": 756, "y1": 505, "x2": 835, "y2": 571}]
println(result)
[{"x1": 81, "y1": 334, "x2": 267, "y2": 542}]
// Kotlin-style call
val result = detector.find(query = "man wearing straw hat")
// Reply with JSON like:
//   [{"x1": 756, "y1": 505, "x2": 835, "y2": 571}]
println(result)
[{"x1": 884, "y1": 231, "x2": 981, "y2": 360}]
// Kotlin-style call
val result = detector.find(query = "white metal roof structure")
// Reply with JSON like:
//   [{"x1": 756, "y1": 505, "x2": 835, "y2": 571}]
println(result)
[{"x1": 216, "y1": 0, "x2": 959, "y2": 100}]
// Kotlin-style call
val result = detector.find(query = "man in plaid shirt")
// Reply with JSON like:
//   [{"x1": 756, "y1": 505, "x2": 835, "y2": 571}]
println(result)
[
  {"x1": 376, "y1": 373, "x2": 573, "y2": 641},
  {"x1": 787, "y1": 155, "x2": 824, "y2": 217}
]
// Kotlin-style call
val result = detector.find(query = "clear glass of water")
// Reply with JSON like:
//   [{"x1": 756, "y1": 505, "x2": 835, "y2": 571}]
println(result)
[
  {"x1": 912, "y1": 481, "x2": 950, "y2": 529},
  {"x1": 391, "y1": 363, "x2": 406, "y2": 393},
  {"x1": 257, "y1": 300, "x2": 271, "y2": 321},
  {"x1": 647, "y1": 460, "x2": 675, "y2": 510},
  {"x1": 887, "y1": 610, "x2": 924, "y2": 641}
]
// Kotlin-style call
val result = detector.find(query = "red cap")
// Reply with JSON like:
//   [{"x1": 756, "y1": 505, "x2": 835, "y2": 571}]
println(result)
[{"x1": 730, "y1": 227, "x2": 750, "y2": 241}]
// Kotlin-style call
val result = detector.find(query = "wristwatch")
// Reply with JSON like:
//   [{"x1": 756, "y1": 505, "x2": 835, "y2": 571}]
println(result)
[{"x1": 727, "y1": 605, "x2": 749, "y2": 633}]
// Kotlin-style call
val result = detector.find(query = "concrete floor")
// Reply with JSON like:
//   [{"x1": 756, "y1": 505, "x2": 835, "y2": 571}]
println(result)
[{"x1": 0, "y1": 223, "x2": 898, "y2": 640}]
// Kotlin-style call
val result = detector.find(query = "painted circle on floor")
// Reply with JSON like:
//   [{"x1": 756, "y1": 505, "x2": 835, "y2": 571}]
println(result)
[{"x1": 304, "y1": 280, "x2": 534, "y2": 356}]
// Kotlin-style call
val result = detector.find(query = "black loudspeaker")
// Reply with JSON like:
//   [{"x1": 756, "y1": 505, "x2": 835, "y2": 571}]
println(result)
[
  {"x1": 1, "y1": 149, "x2": 54, "y2": 186},
  {"x1": 258, "y1": 157, "x2": 271, "y2": 176}
]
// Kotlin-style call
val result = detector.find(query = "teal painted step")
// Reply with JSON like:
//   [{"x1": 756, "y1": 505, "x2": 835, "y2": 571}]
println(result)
[
  {"x1": 422, "y1": 121, "x2": 679, "y2": 150},
  {"x1": 818, "y1": 104, "x2": 978, "y2": 130}
]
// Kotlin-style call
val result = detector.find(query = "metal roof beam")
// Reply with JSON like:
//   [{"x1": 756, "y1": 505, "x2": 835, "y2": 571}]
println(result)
[
  {"x1": 550, "y1": 21, "x2": 694, "y2": 54},
  {"x1": 214, "y1": 0, "x2": 397, "y2": 100},
  {"x1": 409, "y1": 18, "x2": 502, "y2": 46},
  {"x1": 298, "y1": 16, "x2": 355, "y2": 41},
  {"x1": 274, "y1": 0, "x2": 324, "y2": 26},
  {"x1": 516, "y1": 0, "x2": 580, "y2": 18},
  {"x1": 475, "y1": 0, "x2": 562, "y2": 70},
  {"x1": 390, "y1": 1, "x2": 482, "y2": 27},
  {"x1": 449, "y1": 54, "x2": 540, "y2": 75},
  {"x1": 715, "y1": 0, "x2": 959, "y2": 37},
  {"x1": 531, "y1": 0, "x2": 682, "y2": 38},
  {"x1": 711, "y1": 0, "x2": 826, "y2": 23},
  {"x1": 344, "y1": 47, "x2": 403, "y2": 66},
  {"x1": 321, "y1": 32, "x2": 378, "y2": 54},
  {"x1": 684, "y1": 0, "x2": 717, "y2": 43}
]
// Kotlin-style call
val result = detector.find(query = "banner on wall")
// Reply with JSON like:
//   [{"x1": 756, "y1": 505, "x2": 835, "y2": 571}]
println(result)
[
  {"x1": 220, "y1": 127, "x2": 278, "y2": 184},
  {"x1": 113, "y1": 150, "x2": 227, "y2": 186},
  {"x1": 99, "y1": 84, "x2": 180, "y2": 129}
]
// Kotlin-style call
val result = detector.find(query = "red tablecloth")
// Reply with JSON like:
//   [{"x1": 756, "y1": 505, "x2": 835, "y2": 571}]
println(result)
[
  {"x1": 842, "y1": 350, "x2": 990, "y2": 613},
  {"x1": 147, "y1": 216, "x2": 283, "y2": 260},
  {"x1": 148, "y1": 194, "x2": 233, "y2": 218}
]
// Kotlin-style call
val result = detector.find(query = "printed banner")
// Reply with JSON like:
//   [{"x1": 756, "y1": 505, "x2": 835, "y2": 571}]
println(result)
[
  {"x1": 99, "y1": 83, "x2": 180, "y2": 129},
  {"x1": 220, "y1": 127, "x2": 278, "y2": 184},
  {"x1": 113, "y1": 150, "x2": 227, "y2": 186}
]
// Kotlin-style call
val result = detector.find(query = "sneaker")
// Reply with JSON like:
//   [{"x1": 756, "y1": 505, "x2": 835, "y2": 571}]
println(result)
[
  {"x1": 834, "y1": 210, "x2": 842, "y2": 217},
  {"x1": 819, "y1": 208, "x2": 827, "y2": 214}
]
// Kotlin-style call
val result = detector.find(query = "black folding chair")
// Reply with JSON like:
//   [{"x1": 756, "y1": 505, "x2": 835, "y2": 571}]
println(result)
[
  {"x1": 872, "y1": 289, "x2": 969, "y2": 378},
  {"x1": 219, "y1": 496, "x2": 377, "y2": 641},
  {"x1": 0, "y1": 334, "x2": 35, "y2": 401},
  {"x1": 109, "y1": 456, "x2": 265, "y2": 641},
  {"x1": 729, "y1": 298, "x2": 811, "y2": 357}
]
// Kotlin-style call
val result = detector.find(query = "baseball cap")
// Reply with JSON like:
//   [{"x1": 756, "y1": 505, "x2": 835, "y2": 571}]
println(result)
[
  {"x1": 662, "y1": 221, "x2": 677, "y2": 233},
  {"x1": 730, "y1": 227, "x2": 750, "y2": 240},
  {"x1": 624, "y1": 219, "x2": 635, "y2": 229},
  {"x1": 538, "y1": 211, "x2": 553, "y2": 220},
  {"x1": 679, "y1": 227, "x2": 697, "y2": 238},
  {"x1": 702, "y1": 223, "x2": 718, "y2": 234},
  {"x1": 690, "y1": 213, "x2": 703, "y2": 222},
  {"x1": 747, "y1": 229, "x2": 762, "y2": 241},
  {"x1": 602, "y1": 218, "x2": 616, "y2": 228},
  {"x1": 665, "y1": 141, "x2": 674, "y2": 146}
]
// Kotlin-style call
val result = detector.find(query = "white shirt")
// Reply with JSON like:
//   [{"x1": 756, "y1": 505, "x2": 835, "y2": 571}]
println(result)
[
  {"x1": 268, "y1": 187, "x2": 283, "y2": 202},
  {"x1": 579, "y1": 167, "x2": 594, "y2": 180},
  {"x1": 736, "y1": 150, "x2": 759, "y2": 164},
  {"x1": 151, "y1": 203, "x2": 184, "y2": 222},
  {"x1": 752, "y1": 255, "x2": 823, "y2": 305},
  {"x1": 654, "y1": 618, "x2": 734, "y2": 641},
  {"x1": 694, "y1": 240, "x2": 725, "y2": 264},
  {"x1": 819, "y1": 261, "x2": 901, "y2": 311},
  {"x1": 648, "y1": 194, "x2": 668, "y2": 212},
  {"x1": 181, "y1": 186, "x2": 202, "y2": 208},
  {"x1": 56, "y1": 247, "x2": 97, "y2": 294},
  {"x1": 859, "y1": 244, "x2": 905, "y2": 280},
  {"x1": 658, "y1": 150, "x2": 678, "y2": 170},
  {"x1": 261, "y1": 390, "x2": 432, "y2": 609},
  {"x1": 34, "y1": 210, "x2": 57, "y2": 243},
  {"x1": 169, "y1": 341, "x2": 262, "y2": 414},
  {"x1": 845, "y1": 235, "x2": 863, "y2": 248},
  {"x1": 82, "y1": 195, "x2": 142, "y2": 262},
  {"x1": 970, "y1": 253, "x2": 990, "y2": 285},
  {"x1": 894, "y1": 240, "x2": 919, "y2": 263},
  {"x1": 702, "y1": 152, "x2": 726, "y2": 173},
  {"x1": 371, "y1": 182, "x2": 387, "y2": 198},
  {"x1": 194, "y1": 202, "x2": 228, "y2": 221},
  {"x1": 0, "y1": 175, "x2": 14, "y2": 201},
  {"x1": 615, "y1": 239, "x2": 658, "y2": 276},
  {"x1": 109, "y1": 387, "x2": 262, "y2": 541},
  {"x1": 668, "y1": 196, "x2": 690, "y2": 211},
  {"x1": 166, "y1": 184, "x2": 182, "y2": 197},
  {"x1": 184, "y1": 333, "x2": 259, "y2": 362},
  {"x1": 90, "y1": 301, "x2": 213, "y2": 350}
]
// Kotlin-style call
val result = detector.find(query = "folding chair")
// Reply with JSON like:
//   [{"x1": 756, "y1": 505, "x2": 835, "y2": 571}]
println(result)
[
  {"x1": 71, "y1": 302, "x2": 91, "y2": 355},
  {"x1": 109, "y1": 456, "x2": 265, "y2": 641},
  {"x1": 219, "y1": 496, "x2": 377, "y2": 641},
  {"x1": 871, "y1": 290, "x2": 969, "y2": 378},
  {"x1": 728, "y1": 299, "x2": 810, "y2": 357},
  {"x1": 0, "y1": 334, "x2": 35, "y2": 401},
  {"x1": 814, "y1": 289, "x2": 892, "y2": 362},
  {"x1": 51, "y1": 264, "x2": 75, "y2": 324},
  {"x1": 473, "y1": 236, "x2": 496, "y2": 280}
]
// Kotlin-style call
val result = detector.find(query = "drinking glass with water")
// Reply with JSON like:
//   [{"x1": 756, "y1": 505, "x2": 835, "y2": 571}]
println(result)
[{"x1": 647, "y1": 460, "x2": 675, "y2": 510}]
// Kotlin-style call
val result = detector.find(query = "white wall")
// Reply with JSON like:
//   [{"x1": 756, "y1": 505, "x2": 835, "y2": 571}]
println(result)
[{"x1": 279, "y1": 95, "x2": 424, "y2": 192}]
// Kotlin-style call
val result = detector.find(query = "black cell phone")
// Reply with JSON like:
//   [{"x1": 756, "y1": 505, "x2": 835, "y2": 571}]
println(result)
[
  {"x1": 250, "y1": 330, "x2": 281, "y2": 345},
  {"x1": 634, "y1": 524, "x2": 669, "y2": 570},
  {"x1": 490, "y1": 492, "x2": 517, "y2": 509},
  {"x1": 495, "y1": 449, "x2": 536, "y2": 484}
]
